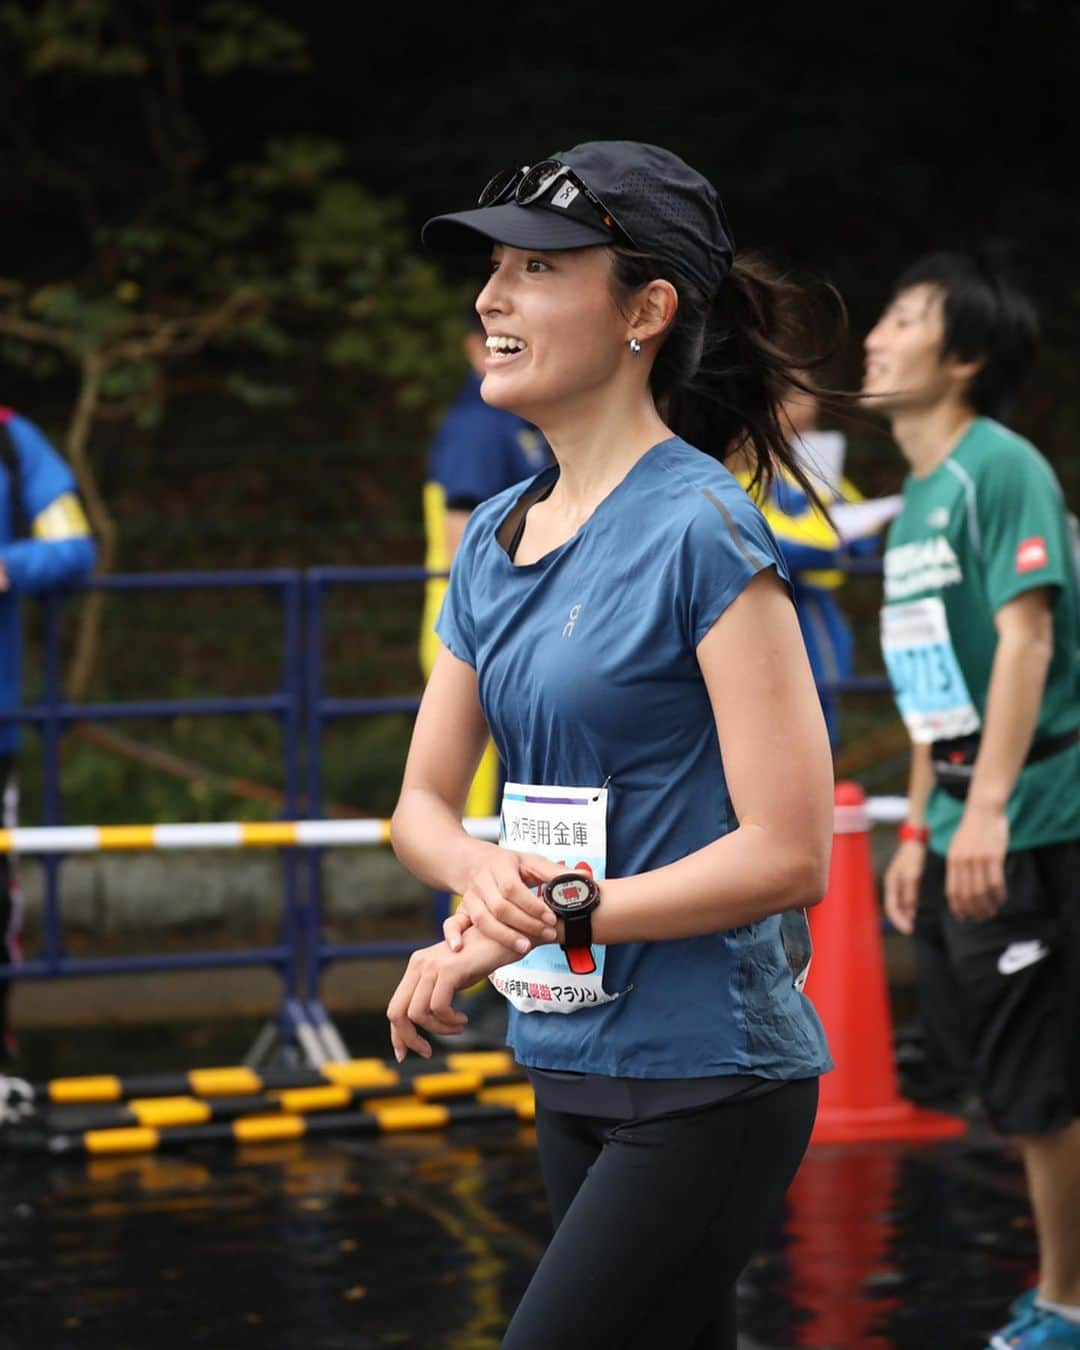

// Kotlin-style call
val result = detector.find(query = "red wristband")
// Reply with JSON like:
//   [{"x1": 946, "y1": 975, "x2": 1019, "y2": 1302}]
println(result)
[{"x1": 898, "y1": 821, "x2": 930, "y2": 844}]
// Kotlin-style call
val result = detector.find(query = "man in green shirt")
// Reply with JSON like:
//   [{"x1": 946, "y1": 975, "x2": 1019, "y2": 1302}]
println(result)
[{"x1": 864, "y1": 252, "x2": 1079, "y2": 1350}]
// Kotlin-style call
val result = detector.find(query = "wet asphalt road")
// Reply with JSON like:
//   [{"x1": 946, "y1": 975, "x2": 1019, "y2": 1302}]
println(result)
[{"x1": 0, "y1": 1019, "x2": 1036, "y2": 1349}]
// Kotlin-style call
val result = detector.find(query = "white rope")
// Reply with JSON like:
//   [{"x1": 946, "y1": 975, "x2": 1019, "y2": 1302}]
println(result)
[{"x1": 0, "y1": 798, "x2": 910, "y2": 856}]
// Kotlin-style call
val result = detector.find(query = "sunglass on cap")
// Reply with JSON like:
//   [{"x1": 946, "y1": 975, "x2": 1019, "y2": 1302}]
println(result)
[{"x1": 478, "y1": 159, "x2": 637, "y2": 247}]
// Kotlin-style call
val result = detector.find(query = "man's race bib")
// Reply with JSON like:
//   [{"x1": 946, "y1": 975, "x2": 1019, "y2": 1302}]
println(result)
[
  {"x1": 488, "y1": 782, "x2": 627, "y2": 1014},
  {"x1": 880, "y1": 597, "x2": 981, "y2": 744}
]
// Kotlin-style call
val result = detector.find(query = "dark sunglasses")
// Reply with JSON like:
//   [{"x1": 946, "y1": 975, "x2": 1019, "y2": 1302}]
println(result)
[{"x1": 477, "y1": 159, "x2": 636, "y2": 246}]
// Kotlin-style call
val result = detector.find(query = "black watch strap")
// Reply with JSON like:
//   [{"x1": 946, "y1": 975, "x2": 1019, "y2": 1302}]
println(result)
[{"x1": 563, "y1": 913, "x2": 596, "y2": 974}]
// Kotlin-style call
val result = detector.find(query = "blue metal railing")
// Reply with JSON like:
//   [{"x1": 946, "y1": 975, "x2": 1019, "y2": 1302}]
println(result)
[
  {"x1": 302, "y1": 567, "x2": 435, "y2": 1006},
  {"x1": 1, "y1": 559, "x2": 893, "y2": 1057},
  {"x1": 0, "y1": 571, "x2": 305, "y2": 1019}
]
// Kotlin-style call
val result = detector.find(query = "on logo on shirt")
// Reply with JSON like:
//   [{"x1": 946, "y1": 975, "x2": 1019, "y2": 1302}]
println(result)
[{"x1": 1015, "y1": 536, "x2": 1048, "y2": 573}]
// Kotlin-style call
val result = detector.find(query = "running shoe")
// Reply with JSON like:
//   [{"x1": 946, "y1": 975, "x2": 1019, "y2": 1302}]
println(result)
[{"x1": 990, "y1": 1310, "x2": 1080, "y2": 1349}]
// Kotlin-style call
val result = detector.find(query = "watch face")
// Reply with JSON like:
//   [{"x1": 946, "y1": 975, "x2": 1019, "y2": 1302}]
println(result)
[{"x1": 547, "y1": 876, "x2": 595, "y2": 911}]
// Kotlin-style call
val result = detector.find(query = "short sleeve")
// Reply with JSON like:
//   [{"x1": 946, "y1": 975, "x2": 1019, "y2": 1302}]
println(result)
[
  {"x1": 976, "y1": 448, "x2": 1069, "y2": 612},
  {"x1": 433, "y1": 510, "x2": 481, "y2": 667},
  {"x1": 680, "y1": 486, "x2": 792, "y2": 647}
]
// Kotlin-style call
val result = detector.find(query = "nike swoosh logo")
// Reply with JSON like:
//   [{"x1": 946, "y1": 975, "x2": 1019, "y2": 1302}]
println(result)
[{"x1": 997, "y1": 941, "x2": 1050, "y2": 976}]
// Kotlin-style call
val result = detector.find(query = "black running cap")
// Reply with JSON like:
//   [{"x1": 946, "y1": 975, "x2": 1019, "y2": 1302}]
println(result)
[{"x1": 422, "y1": 140, "x2": 735, "y2": 299}]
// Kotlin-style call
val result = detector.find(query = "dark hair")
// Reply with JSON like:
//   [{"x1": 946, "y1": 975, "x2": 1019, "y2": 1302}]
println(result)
[
  {"x1": 890, "y1": 252, "x2": 1038, "y2": 419},
  {"x1": 608, "y1": 247, "x2": 847, "y2": 504}
]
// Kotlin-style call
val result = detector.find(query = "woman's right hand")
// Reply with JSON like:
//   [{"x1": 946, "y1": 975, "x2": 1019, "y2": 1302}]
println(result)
[
  {"x1": 882, "y1": 840, "x2": 926, "y2": 936},
  {"x1": 386, "y1": 928, "x2": 515, "y2": 1062},
  {"x1": 443, "y1": 845, "x2": 562, "y2": 954}
]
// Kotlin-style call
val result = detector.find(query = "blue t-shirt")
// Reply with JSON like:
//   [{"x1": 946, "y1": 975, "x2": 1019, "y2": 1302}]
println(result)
[
  {"x1": 428, "y1": 375, "x2": 551, "y2": 508},
  {"x1": 436, "y1": 435, "x2": 831, "y2": 1081}
]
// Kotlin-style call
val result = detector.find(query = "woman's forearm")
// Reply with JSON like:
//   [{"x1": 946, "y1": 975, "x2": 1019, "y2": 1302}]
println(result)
[
  {"x1": 591, "y1": 822, "x2": 829, "y2": 945},
  {"x1": 390, "y1": 786, "x2": 497, "y2": 895}
]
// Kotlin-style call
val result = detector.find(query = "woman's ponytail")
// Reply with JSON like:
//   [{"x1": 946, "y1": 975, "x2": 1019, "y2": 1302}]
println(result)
[{"x1": 610, "y1": 248, "x2": 848, "y2": 508}]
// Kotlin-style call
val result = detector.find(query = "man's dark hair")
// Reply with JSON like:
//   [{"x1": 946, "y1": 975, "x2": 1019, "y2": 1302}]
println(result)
[{"x1": 891, "y1": 252, "x2": 1039, "y2": 420}]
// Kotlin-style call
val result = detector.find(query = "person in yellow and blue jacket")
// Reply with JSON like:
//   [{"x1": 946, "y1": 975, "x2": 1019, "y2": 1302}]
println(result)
[
  {"x1": 729, "y1": 384, "x2": 889, "y2": 750},
  {"x1": 0, "y1": 406, "x2": 97, "y2": 1059},
  {"x1": 421, "y1": 312, "x2": 552, "y2": 810}
]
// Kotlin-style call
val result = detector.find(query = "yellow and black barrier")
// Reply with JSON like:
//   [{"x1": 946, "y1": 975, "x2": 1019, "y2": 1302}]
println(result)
[
  {"x1": 44, "y1": 1083, "x2": 535, "y2": 1157},
  {"x1": 28, "y1": 1050, "x2": 518, "y2": 1106},
  {"x1": 40, "y1": 1070, "x2": 526, "y2": 1135},
  {"x1": 3, "y1": 1053, "x2": 533, "y2": 1155}
]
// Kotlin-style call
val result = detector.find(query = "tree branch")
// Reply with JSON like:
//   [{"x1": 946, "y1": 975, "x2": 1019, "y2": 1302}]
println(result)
[
  {"x1": 0, "y1": 312, "x2": 79, "y2": 353},
  {"x1": 107, "y1": 289, "x2": 262, "y2": 361}
]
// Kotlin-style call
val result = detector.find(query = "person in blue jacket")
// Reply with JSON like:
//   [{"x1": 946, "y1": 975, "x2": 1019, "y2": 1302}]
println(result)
[
  {"x1": 420, "y1": 311, "x2": 551, "y2": 809},
  {"x1": 727, "y1": 381, "x2": 895, "y2": 749},
  {"x1": 385, "y1": 141, "x2": 837, "y2": 1349},
  {"x1": 0, "y1": 407, "x2": 97, "y2": 1058}
]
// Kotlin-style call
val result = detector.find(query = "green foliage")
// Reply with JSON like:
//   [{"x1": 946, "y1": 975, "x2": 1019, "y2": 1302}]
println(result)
[
  {"x1": 1, "y1": 0, "x2": 308, "y2": 80},
  {"x1": 196, "y1": 2, "x2": 310, "y2": 75},
  {"x1": 222, "y1": 373, "x2": 296, "y2": 407},
  {"x1": 99, "y1": 360, "x2": 154, "y2": 400},
  {"x1": 0, "y1": 337, "x2": 61, "y2": 379},
  {"x1": 0, "y1": 0, "x2": 147, "y2": 77},
  {"x1": 234, "y1": 136, "x2": 347, "y2": 196},
  {"x1": 0, "y1": 5, "x2": 471, "y2": 443},
  {"x1": 27, "y1": 284, "x2": 130, "y2": 352}
]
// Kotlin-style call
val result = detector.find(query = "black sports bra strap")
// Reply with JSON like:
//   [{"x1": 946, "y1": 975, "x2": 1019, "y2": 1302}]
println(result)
[{"x1": 498, "y1": 477, "x2": 557, "y2": 562}]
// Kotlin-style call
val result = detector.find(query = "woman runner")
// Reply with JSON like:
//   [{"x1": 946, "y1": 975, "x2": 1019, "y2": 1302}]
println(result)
[{"x1": 387, "y1": 140, "x2": 836, "y2": 1350}]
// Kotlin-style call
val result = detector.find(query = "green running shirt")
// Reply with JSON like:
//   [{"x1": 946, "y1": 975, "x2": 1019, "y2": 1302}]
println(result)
[{"x1": 881, "y1": 417, "x2": 1079, "y2": 853}]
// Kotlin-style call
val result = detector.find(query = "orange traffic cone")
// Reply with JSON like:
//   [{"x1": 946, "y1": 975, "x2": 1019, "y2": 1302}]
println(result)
[{"x1": 804, "y1": 781, "x2": 967, "y2": 1144}]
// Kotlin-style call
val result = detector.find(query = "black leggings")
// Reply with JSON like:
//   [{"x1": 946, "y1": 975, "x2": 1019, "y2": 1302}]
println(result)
[{"x1": 502, "y1": 1077, "x2": 818, "y2": 1350}]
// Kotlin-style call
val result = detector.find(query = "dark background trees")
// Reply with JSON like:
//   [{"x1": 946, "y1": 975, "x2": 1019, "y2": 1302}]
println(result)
[{"x1": 1, "y1": 0, "x2": 1076, "y2": 818}]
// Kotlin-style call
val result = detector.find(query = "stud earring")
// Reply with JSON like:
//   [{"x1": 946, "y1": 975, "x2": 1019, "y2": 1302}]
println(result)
[{"x1": 629, "y1": 337, "x2": 641, "y2": 354}]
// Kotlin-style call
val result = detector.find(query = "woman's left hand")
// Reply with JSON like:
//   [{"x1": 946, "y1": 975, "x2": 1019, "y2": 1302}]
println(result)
[{"x1": 386, "y1": 930, "x2": 517, "y2": 1062}]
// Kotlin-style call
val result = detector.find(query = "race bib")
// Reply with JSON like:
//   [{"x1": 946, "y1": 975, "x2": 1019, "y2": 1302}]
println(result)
[
  {"x1": 488, "y1": 782, "x2": 627, "y2": 1014},
  {"x1": 880, "y1": 597, "x2": 981, "y2": 744}
]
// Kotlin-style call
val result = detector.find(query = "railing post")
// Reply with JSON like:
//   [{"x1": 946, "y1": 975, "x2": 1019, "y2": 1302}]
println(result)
[
  {"x1": 40, "y1": 590, "x2": 65, "y2": 970},
  {"x1": 279, "y1": 572, "x2": 303, "y2": 1010},
  {"x1": 303, "y1": 571, "x2": 326, "y2": 1010}
]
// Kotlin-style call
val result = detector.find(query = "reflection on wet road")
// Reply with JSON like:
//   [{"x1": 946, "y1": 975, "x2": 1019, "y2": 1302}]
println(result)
[{"x1": 1, "y1": 1116, "x2": 1035, "y2": 1349}]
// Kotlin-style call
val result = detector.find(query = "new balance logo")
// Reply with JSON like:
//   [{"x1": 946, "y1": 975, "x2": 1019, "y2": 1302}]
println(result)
[{"x1": 997, "y1": 940, "x2": 1050, "y2": 976}]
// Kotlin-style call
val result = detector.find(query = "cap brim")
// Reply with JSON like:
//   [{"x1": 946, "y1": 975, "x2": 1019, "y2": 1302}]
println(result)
[{"x1": 421, "y1": 203, "x2": 614, "y2": 254}]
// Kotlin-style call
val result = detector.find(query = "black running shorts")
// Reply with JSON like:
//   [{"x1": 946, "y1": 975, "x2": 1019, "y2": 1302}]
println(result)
[{"x1": 914, "y1": 840, "x2": 1080, "y2": 1136}]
